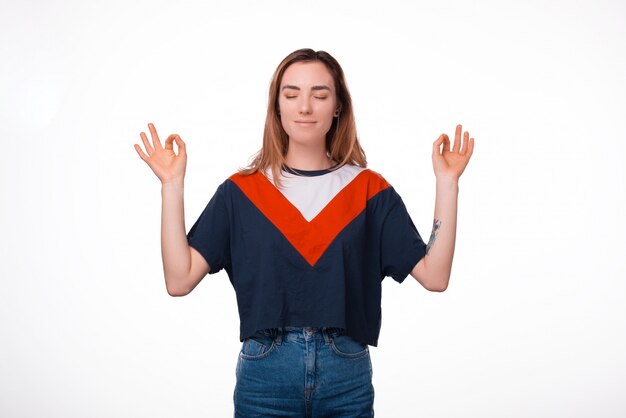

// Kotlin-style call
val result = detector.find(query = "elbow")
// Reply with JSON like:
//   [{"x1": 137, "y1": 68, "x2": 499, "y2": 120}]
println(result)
[
  {"x1": 427, "y1": 282, "x2": 448, "y2": 292},
  {"x1": 165, "y1": 277, "x2": 191, "y2": 297},
  {"x1": 413, "y1": 257, "x2": 451, "y2": 293},
  {"x1": 167, "y1": 287, "x2": 190, "y2": 297},
  {"x1": 425, "y1": 275, "x2": 450, "y2": 292}
]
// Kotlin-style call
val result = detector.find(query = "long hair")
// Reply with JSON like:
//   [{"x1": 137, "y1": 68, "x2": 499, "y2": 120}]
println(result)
[{"x1": 239, "y1": 48, "x2": 367, "y2": 185}]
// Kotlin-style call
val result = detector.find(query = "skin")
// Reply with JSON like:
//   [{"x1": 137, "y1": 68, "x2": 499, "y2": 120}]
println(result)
[
  {"x1": 134, "y1": 125, "x2": 203, "y2": 296},
  {"x1": 410, "y1": 125, "x2": 474, "y2": 291},
  {"x1": 278, "y1": 61, "x2": 340, "y2": 171},
  {"x1": 133, "y1": 64, "x2": 474, "y2": 295}
]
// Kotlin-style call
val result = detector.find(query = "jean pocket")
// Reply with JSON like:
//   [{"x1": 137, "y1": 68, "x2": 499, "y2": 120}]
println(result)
[
  {"x1": 239, "y1": 333, "x2": 277, "y2": 360},
  {"x1": 330, "y1": 334, "x2": 369, "y2": 358}
]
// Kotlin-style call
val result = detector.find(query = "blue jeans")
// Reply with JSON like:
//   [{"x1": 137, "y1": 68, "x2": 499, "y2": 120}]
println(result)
[{"x1": 234, "y1": 326, "x2": 374, "y2": 417}]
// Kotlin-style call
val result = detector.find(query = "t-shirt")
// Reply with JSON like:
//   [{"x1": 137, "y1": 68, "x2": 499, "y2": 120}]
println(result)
[{"x1": 186, "y1": 163, "x2": 427, "y2": 346}]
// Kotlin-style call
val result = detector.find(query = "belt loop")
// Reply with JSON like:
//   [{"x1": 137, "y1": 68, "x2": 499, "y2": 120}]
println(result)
[
  {"x1": 322, "y1": 327, "x2": 332, "y2": 345},
  {"x1": 275, "y1": 328, "x2": 283, "y2": 346}
]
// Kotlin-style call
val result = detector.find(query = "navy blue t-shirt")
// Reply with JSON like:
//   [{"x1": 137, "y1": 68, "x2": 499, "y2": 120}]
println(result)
[{"x1": 186, "y1": 164, "x2": 427, "y2": 346}]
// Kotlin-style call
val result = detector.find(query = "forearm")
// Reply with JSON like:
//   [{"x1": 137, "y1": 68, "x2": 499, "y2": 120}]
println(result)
[
  {"x1": 422, "y1": 177, "x2": 459, "y2": 290},
  {"x1": 161, "y1": 180, "x2": 192, "y2": 294}
]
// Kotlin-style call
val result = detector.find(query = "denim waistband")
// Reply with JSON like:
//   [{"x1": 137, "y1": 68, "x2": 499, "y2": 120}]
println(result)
[{"x1": 254, "y1": 326, "x2": 345, "y2": 345}]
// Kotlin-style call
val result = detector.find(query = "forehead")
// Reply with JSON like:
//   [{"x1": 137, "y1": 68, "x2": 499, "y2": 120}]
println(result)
[{"x1": 281, "y1": 61, "x2": 334, "y2": 89}]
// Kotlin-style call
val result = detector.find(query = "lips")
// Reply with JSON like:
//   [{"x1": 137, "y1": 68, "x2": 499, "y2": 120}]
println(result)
[{"x1": 295, "y1": 120, "x2": 316, "y2": 124}]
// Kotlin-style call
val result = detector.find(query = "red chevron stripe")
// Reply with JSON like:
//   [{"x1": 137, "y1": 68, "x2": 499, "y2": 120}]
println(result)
[{"x1": 229, "y1": 169, "x2": 390, "y2": 266}]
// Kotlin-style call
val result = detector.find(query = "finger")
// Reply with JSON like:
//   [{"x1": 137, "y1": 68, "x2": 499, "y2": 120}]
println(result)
[
  {"x1": 174, "y1": 135, "x2": 187, "y2": 158},
  {"x1": 148, "y1": 123, "x2": 163, "y2": 150},
  {"x1": 140, "y1": 131, "x2": 154, "y2": 155},
  {"x1": 467, "y1": 137, "x2": 475, "y2": 159},
  {"x1": 442, "y1": 133, "x2": 451, "y2": 153},
  {"x1": 452, "y1": 124, "x2": 462, "y2": 153},
  {"x1": 460, "y1": 131, "x2": 469, "y2": 155},
  {"x1": 134, "y1": 143, "x2": 150, "y2": 162},
  {"x1": 432, "y1": 134, "x2": 446, "y2": 157},
  {"x1": 164, "y1": 134, "x2": 177, "y2": 151}
]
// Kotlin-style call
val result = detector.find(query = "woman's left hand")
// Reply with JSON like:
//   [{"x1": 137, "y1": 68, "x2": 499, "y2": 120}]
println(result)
[{"x1": 432, "y1": 124, "x2": 475, "y2": 181}]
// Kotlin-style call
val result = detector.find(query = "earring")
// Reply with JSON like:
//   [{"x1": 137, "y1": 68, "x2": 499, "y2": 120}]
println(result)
[{"x1": 334, "y1": 110, "x2": 340, "y2": 117}]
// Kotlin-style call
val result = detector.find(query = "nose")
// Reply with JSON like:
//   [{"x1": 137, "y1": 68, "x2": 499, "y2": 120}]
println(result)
[{"x1": 299, "y1": 96, "x2": 312, "y2": 115}]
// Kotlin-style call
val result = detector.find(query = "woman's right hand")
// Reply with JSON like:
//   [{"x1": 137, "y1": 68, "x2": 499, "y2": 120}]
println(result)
[{"x1": 134, "y1": 123, "x2": 187, "y2": 185}]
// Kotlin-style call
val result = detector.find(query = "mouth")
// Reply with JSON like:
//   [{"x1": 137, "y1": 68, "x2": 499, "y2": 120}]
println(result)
[{"x1": 295, "y1": 121, "x2": 317, "y2": 125}]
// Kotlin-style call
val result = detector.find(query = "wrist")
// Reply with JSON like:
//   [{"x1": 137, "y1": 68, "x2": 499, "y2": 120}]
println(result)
[
  {"x1": 435, "y1": 175, "x2": 459, "y2": 188},
  {"x1": 161, "y1": 179, "x2": 185, "y2": 192}
]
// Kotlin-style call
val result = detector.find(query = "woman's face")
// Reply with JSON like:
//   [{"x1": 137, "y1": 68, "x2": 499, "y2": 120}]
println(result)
[{"x1": 278, "y1": 61, "x2": 339, "y2": 149}]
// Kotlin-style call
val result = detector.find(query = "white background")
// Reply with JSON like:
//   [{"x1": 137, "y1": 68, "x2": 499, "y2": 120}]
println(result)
[{"x1": 1, "y1": 0, "x2": 625, "y2": 416}]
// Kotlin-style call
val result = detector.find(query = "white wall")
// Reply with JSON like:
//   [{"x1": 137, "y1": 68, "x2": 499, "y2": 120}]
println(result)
[{"x1": 1, "y1": 0, "x2": 625, "y2": 416}]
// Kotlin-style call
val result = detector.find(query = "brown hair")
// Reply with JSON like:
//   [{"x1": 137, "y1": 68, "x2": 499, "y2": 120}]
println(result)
[{"x1": 239, "y1": 48, "x2": 367, "y2": 185}]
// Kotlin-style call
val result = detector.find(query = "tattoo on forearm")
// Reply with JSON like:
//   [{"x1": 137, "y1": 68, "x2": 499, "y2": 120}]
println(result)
[{"x1": 426, "y1": 219, "x2": 441, "y2": 255}]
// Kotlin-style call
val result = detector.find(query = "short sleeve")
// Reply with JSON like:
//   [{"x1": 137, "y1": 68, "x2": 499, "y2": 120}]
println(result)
[
  {"x1": 380, "y1": 188, "x2": 427, "y2": 283},
  {"x1": 186, "y1": 182, "x2": 231, "y2": 274}
]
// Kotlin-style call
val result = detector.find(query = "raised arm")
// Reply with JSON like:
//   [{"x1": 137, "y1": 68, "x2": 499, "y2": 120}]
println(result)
[
  {"x1": 411, "y1": 124, "x2": 474, "y2": 291},
  {"x1": 135, "y1": 123, "x2": 210, "y2": 296},
  {"x1": 160, "y1": 180, "x2": 210, "y2": 296}
]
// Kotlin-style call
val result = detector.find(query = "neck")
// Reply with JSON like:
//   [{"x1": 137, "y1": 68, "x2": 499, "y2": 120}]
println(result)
[{"x1": 284, "y1": 142, "x2": 332, "y2": 171}]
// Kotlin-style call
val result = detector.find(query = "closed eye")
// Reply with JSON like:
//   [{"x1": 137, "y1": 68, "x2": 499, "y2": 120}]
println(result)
[{"x1": 284, "y1": 95, "x2": 327, "y2": 99}]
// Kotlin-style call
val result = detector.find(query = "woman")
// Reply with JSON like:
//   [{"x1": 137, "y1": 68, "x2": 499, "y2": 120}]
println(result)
[{"x1": 134, "y1": 48, "x2": 474, "y2": 417}]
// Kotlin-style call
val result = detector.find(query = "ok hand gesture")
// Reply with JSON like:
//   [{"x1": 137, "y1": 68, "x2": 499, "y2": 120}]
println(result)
[
  {"x1": 134, "y1": 123, "x2": 187, "y2": 185},
  {"x1": 432, "y1": 124, "x2": 475, "y2": 181}
]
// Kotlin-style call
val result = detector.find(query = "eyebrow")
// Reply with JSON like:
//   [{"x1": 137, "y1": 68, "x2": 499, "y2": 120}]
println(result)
[{"x1": 281, "y1": 85, "x2": 331, "y2": 91}]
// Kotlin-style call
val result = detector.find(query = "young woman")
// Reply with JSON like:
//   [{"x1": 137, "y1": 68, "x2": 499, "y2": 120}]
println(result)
[{"x1": 134, "y1": 48, "x2": 474, "y2": 417}]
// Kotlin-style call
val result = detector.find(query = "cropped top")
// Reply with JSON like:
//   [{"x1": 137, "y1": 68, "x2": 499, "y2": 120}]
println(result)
[{"x1": 186, "y1": 164, "x2": 427, "y2": 346}]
